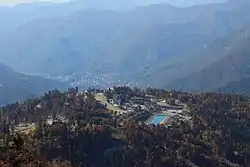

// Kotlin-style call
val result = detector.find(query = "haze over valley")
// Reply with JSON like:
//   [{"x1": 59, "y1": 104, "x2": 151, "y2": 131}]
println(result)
[{"x1": 0, "y1": 0, "x2": 250, "y2": 103}]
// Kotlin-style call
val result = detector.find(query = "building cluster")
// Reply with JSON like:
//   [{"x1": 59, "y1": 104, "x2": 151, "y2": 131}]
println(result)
[
  {"x1": 101, "y1": 87, "x2": 191, "y2": 126},
  {"x1": 9, "y1": 87, "x2": 192, "y2": 135}
]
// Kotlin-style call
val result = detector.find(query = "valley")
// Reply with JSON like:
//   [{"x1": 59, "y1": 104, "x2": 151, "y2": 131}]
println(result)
[
  {"x1": 0, "y1": 0, "x2": 250, "y2": 96},
  {"x1": 25, "y1": 72, "x2": 124, "y2": 89}
]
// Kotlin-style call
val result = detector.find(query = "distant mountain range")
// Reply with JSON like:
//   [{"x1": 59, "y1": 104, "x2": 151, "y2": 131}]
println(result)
[
  {"x1": 3, "y1": 0, "x2": 227, "y2": 9},
  {"x1": 64, "y1": 0, "x2": 227, "y2": 9},
  {"x1": 0, "y1": 63, "x2": 67, "y2": 105},
  {"x1": 1, "y1": 0, "x2": 250, "y2": 96}
]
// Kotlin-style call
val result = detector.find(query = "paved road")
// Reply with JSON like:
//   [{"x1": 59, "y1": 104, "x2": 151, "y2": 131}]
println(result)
[{"x1": 95, "y1": 93, "x2": 125, "y2": 114}]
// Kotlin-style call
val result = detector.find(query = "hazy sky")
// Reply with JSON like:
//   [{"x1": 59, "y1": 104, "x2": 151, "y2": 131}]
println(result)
[
  {"x1": 0, "y1": 0, "x2": 70, "y2": 6},
  {"x1": 0, "y1": 0, "x2": 227, "y2": 7}
]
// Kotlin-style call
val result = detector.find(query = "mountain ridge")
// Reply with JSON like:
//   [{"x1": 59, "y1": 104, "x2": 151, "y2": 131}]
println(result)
[
  {"x1": 0, "y1": 63, "x2": 67, "y2": 105},
  {"x1": 1, "y1": 0, "x2": 250, "y2": 96},
  {"x1": 0, "y1": 0, "x2": 243, "y2": 76},
  {"x1": 166, "y1": 27, "x2": 250, "y2": 93}
]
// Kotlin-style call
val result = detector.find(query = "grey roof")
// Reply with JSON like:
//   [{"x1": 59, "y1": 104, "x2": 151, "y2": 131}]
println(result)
[{"x1": 131, "y1": 97, "x2": 144, "y2": 100}]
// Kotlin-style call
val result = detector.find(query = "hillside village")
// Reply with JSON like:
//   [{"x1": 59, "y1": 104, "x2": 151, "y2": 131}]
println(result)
[
  {"x1": 0, "y1": 86, "x2": 249, "y2": 167},
  {"x1": 8, "y1": 86, "x2": 191, "y2": 136}
]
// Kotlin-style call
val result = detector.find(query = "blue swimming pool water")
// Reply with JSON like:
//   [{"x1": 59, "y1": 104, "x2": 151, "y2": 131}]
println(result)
[{"x1": 146, "y1": 115, "x2": 168, "y2": 125}]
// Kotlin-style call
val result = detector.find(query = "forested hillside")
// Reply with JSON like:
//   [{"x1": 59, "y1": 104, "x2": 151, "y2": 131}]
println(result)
[{"x1": 0, "y1": 87, "x2": 250, "y2": 167}]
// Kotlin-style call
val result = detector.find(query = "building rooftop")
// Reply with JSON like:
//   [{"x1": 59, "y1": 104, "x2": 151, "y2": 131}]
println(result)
[
  {"x1": 131, "y1": 97, "x2": 144, "y2": 100},
  {"x1": 157, "y1": 102, "x2": 183, "y2": 109},
  {"x1": 145, "y1": 95, "x2": 157, "y2": 98}
]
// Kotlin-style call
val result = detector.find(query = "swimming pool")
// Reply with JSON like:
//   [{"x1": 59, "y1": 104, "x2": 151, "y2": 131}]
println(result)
[{"x1": 145, "y1": 114, "x2": 168, "y2": 125}]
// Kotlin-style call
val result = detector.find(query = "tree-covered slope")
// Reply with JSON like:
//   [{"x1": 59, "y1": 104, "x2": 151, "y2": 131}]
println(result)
[{"x1": 1, "y1": 87, "x2": 250, "y2": 166}]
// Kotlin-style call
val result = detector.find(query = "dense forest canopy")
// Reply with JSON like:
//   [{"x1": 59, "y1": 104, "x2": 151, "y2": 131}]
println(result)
[{"x1": 0, "y1": 86, "x2": 250, "y2": 167}]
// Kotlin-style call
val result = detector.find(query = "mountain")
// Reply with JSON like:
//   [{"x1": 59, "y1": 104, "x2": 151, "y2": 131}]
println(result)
[
  {"x1": 0, "y1": 0, "x2": 229, "y2": 38},
  {"x1": 167, "y1": 27, "x2": 250, "y2": 93},
  {"x1": 2, "y1": 0, "x2": 228, "y2": 10},
  {"x1": 0, "y1": 0, "x2": 246, "y2": 77},
  {"x1": 69, "y1": 0, "x2": 227, "y2": 9},
  {"x1": 217, "y1": 77, "x2": 250, "y2": 95},
  {"x1": 0, "y1": 0, "x2": 250, "y2": 94},
  {"x1": 0, "y1": 63, "x2": 67, "y2": 105}
]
